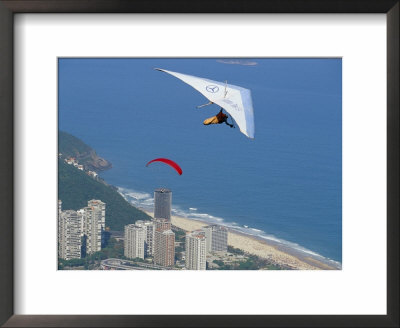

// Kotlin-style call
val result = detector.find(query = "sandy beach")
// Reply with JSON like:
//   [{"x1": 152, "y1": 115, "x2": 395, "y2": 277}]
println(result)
[{"x1": 145, "y1": 211, "x2": 339, "y2": 270}]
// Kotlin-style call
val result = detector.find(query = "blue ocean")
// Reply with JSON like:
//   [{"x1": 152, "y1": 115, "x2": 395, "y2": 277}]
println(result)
[{"x1": 59, "y1": 58, "x2": 342, "y2": 264}]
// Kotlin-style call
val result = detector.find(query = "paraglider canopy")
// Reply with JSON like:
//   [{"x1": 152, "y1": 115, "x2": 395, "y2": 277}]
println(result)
[
  {"x1": 155, "y1": 68, "x2": 255, "y2": 139},
  {"x1": 146, "y1": 158, "x2": 183, "y2": 175}
]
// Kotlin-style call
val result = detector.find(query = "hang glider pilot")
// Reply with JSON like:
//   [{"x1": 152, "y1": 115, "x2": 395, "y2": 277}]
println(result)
[{"x1": 203, "y1": 108, "x2": 234, "y2": 128}]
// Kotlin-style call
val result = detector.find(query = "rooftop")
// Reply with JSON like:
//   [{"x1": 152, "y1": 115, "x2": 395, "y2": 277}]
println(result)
[{"x1": 155, "y1": 188, "x2": 171, "y2": 193}]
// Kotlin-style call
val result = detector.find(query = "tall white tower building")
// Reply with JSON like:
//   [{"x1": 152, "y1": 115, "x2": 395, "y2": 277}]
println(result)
[
  {"x1": 135, "y1": 220, "x2": 155, "y2": 256},
  {"x1": 185, "y1": 230, "x2": 207, "y2": 270},
  {"x1": 82, "y1": 199, "x2": 106, "y2": 254},
  {"x1": 124, "y1": 224, "x2": 146, "y2": 259},
  {"x1": 58, "y1": 210, "x2": 82, "y2": 260},
  {"x1": 202, "y1": 225, "x2": 228, "y2": 253}
]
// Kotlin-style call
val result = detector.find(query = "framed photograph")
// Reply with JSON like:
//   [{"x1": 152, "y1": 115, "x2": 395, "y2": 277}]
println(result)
[{"x1": 1, "y1": 1, "x2": 398, "y2": 327}]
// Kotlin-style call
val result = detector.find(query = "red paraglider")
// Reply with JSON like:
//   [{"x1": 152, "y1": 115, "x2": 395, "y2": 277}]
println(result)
[{"x1": 146, "y1": 158, "x2": 182, "y2": 175}]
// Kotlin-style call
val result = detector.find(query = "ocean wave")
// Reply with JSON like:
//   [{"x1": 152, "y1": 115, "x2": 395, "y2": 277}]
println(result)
[
  {"x1": 118, "y1": 187, "x2": 152, "y2": 200},
  {"x1": 117, "y1": 185, "x2": 340, "y2": 267},
  {"x1": 117, "y1": 187, "x2": 154, "y2": 210}
]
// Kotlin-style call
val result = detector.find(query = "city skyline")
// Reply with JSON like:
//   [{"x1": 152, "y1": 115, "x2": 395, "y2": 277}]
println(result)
[{"x1": 59, "y1": 187, "x2": 259, "y2": 270}]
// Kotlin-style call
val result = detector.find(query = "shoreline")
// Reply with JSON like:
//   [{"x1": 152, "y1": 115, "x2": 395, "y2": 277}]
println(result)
[
  {"x1": 119, "y1": 186, "x2": 341, "y2": 269},
  {"x1": 144, "y1": 210, "x2": 340, "y2": 270}
]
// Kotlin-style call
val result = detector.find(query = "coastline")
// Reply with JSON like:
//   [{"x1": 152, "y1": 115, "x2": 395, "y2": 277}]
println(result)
[{"x1": 144, "y1": 211, "x2": 340, "y2": 270}]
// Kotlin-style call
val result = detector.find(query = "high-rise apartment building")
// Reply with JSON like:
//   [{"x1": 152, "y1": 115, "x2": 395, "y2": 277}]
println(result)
[
  {"x1": 202, "y1": 225, "x2": 228, "y2": 253},
  {"x1": 135, "y1": 220, "x2": 155, "y2": 256},
  {"x1": 153, "y1": 218, "x2": 175, "y2": 267},
  {"x1": 124, "y1": 224, "x2": 146, "y2": 259},
  {"x1": 202, "y1": 227, "x2": 212, "y2": 253},
  {"x1": 154, "y1": 188, "x2": 172, "y2": 221},
  {"x1": 154, "y1": 218, "x2": 171, "y2": 232},
  {"x1": 185, "y1": 230, "x2": 207, "y2": 270},
  {"x1": 58, "y1": 210, "x2": 82, "y2": 260},
  {"x1": 77, "y1": 209, "x2": 85, "y2": 236},
  {"x1": 82, "y1": 199, "x2": 106, "y2": 254}
]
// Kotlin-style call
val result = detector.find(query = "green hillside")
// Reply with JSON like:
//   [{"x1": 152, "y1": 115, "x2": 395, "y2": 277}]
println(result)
[
  {"x1": 59, "y1": 130, "x2": 92, "y2": 157},
  {"x1": 58, "y1": 160, "x2": 152, "y2": 230}
]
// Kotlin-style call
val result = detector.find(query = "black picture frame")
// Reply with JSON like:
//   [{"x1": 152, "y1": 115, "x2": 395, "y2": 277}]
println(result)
[{"x1": 0, "y1": 1, "x2": 398, "y2": 327}]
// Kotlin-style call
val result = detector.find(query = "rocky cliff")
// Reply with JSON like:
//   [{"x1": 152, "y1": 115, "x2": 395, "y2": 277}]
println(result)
[{"x1": 58, "y1": 131, "x2": 112, "y2": 171}]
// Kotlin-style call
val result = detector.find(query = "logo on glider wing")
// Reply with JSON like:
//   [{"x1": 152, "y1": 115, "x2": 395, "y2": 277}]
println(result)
[{"x1": 206, "y1": 85, "x2": 219, "y2": 93}]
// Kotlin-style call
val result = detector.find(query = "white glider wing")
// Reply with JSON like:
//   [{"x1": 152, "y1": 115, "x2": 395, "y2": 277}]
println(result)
[{"x1": 155, "y1": 68, "x2": 255, "y2": 139}]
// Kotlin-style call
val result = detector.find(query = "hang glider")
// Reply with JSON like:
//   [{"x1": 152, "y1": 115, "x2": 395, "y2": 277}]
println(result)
[{"x1": 155, "y1": 68, "x2": 255, "y2": 139}]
